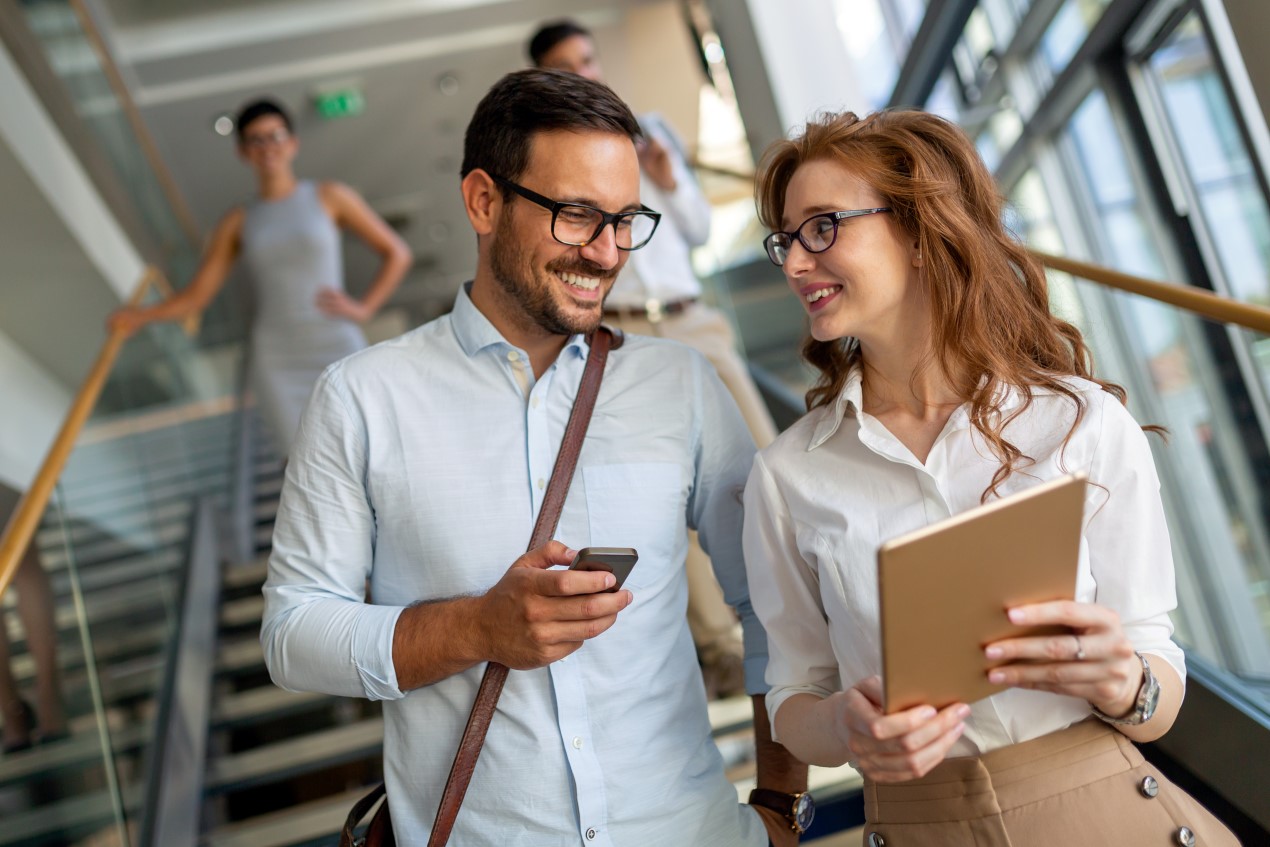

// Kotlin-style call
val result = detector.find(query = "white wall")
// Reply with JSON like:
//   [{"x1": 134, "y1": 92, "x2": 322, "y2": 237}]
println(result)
[
  {"x1": 704, "y1": 0, "x2": 864, "y2": 158},
  {"x1": 745, "y1": 0, "x2": 864, "y2": 133},
  {"x1": 0, "y1": 329, "x2": 70, "y2": 492},
  {"x1": 0, "y1": 40, "x2": 145, "y2": 301}
]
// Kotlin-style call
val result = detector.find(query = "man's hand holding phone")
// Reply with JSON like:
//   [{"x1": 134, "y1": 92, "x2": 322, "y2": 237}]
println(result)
[{"x1": 476, "y1": 541, "x2": 635, "y2": 670}]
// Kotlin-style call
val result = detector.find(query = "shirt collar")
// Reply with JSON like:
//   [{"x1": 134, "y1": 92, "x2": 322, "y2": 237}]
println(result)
[
  {"x1": 450, "y1": 281, "x2": 589, "y2": 361},
  {"x1": 804, "y1": 365, "x2": 1079, "y2": 451},
  {"x1": 807, "y1": 367, "x2": 863, "y2": 451}
]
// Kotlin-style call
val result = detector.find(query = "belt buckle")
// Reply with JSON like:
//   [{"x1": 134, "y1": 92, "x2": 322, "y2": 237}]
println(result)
[{"x1": 645, "y1": 298, "x2": 664, "y2": 324}]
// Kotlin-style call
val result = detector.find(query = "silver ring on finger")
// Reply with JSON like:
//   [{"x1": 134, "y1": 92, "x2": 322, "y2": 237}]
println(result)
[{"x1": 1073, "y1": 634, "x2": 1086, "y2": 662}]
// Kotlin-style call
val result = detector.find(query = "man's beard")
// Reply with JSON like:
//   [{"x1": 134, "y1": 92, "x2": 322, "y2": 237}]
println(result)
[{"x1": 489, "y1": 213, "x2": 613, "y2": 337}]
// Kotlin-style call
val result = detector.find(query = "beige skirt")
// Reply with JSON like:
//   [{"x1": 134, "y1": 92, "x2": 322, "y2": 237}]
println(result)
[{"x1": 861, "y1": 719, "x2": 1241, "y2": 846}]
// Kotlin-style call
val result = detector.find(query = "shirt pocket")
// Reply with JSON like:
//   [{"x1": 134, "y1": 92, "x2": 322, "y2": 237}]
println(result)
[{"x1": 582, "y1": 462, "x2": 684, "y2": 590}]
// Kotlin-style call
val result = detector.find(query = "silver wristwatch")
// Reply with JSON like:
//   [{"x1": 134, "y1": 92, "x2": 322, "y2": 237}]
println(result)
[{"x1": 1094, "y1": 651, "x2": 1160, "y2": 726}]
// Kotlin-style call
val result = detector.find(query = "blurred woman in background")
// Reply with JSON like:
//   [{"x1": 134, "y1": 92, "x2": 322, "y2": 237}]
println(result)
[{"x1": 109, "y1": 99, "x2": 411, "y2": 455}]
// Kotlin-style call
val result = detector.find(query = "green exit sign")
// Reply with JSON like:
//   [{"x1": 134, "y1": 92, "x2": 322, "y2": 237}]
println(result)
[{"x1": 314, "y1": 88, "x2": 365, "y2": 119}]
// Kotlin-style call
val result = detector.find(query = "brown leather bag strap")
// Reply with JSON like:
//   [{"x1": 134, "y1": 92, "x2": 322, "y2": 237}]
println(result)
[
  {"x1": 425, "y1": 326, "x2": 619, "y2": 847},
  {"x1": 339, "y1": 781, "x2": 386, "y2": 846}
]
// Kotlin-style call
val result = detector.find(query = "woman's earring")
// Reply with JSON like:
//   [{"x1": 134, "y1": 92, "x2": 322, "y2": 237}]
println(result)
[{"x1": 913, "y1": 251, "x2": 924, "y2": 268}]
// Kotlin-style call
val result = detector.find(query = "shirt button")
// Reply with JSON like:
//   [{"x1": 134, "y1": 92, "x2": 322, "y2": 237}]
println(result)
[
  {"x1": 537, "y1": 478, "x2": 545, "y2": 490},
  {"x1": 531, "y1": 396, "x2": 540, "y2": 408},
  {"x1": 572, "y1": 736, "x2": 583, "y2": 750},
  {"x1": 507, "y1": 350, "x2": 520, "y2": 362},
  {"x1": 585, "y1": 828, "x2": 596, "y2": 840}
]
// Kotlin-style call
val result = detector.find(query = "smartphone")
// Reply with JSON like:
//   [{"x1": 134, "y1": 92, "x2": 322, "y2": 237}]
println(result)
[{"x1": 568, "y1": 547, "x2": 639, "y2": 592}]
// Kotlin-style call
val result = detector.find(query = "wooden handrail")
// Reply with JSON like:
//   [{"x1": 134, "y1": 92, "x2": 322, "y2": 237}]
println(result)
[
  {"x1": 0, "y1": 267, "x2": 165, "y2": 597},
  {"x1": 149, "y1": 270, "x2": 200, "y2": 337},
  {"x1": 1031, "y1": 251, "x2": 1270, "y2": 336},
  {"x1": 69, "y1": 0, "x2": 202, "y2": 250},
  {"x1": 689, "y1": 158, "x2": 756, "y2": 183}
]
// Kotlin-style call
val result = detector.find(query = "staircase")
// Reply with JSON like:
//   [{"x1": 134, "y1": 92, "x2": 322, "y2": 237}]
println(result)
[{"x1": 0, "y1": 408, "x2": 236, "y2": 845}]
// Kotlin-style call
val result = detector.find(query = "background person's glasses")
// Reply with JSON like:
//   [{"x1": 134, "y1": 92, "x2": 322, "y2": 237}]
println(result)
[
  {"x1": 763, "y1": 208, "x2": 892, "y2": 266},
  {"x1": 241, "y1": 128, "x2": 291, "y2": 149},
  {"x1": 491, "y1": 174, "x2": 661, "y2": 250}
]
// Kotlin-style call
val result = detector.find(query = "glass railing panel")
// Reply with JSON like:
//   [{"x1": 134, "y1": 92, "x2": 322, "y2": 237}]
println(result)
[
  {"x1": 19, "y1": 0, "x2": 190, "y2": 268},
  {"x1": 0, "y1": 488, "x2": 130, "y2": 847},
  {"x1": 2, "y1": 311, "x2": 241, "y2": 845},
  {"x1": 16, "y1": 0, "x2": 248, "y2": 354}
]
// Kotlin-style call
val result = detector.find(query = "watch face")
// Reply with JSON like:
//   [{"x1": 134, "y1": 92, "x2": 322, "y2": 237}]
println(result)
[
  {"x1": 1141, "y1": 672, "x2": 1161, "y2": 722},
  {"x1": 795, "y1": 793, "x2": 815, "y2": 831}
]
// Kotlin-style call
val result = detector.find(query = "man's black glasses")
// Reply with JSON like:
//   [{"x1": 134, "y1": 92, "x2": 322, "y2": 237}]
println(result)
[
  {"x1": 763, "y1": 208, "x2": 892, "y2": 266},
  {"x1": 491, "y1": 174, "x2": 661, "y2": 250}
]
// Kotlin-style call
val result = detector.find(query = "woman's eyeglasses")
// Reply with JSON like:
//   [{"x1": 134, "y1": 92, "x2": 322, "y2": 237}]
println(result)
[{"x1": 763, "y1": 208, "x2": 892, "y2": 266}]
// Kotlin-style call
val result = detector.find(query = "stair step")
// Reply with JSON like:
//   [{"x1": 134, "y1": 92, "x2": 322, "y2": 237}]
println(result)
[
  {"x1": 223, "y1": 559, "x2": 269, "y2": 591},
  {"x1": 221, "y1": 595, "x2": 264, "y2": 629},
  {"x1": 9, "y1": 622, "x2": 168, "y2": 685},
  {"x1": 0, "y1": 722, "x2": 149, "y2": 788},
  {"x1": 48, "y1": 547, "x2": 183, "y2": 596},
  {"x1": 0, "y1": 783, "x2": 140, "y2": 847},
  {"x1": 217, "y1": 637, "x2": 267, "y2": 676},
  {"x1": 202, "y1": 784, "x2": 376, "y2": 847},
  {"x1": 205, "y1": 717, "x2": 383, "y2": 794},
  {"x1": 212, "y1": 687, "x2": 334, "y2": 730},
  {"x1": 35, "y1": 499, "x2": 193, "y2": 550},
  {"x1": 254, "y1": 498, "x2": 281, "y2": 523},
  {"x1": 40, "y1": 522, "x2": 188, "y2": 571}
]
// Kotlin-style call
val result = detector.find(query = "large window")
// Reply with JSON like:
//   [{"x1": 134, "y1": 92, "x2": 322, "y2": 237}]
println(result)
[
  {"x1": 719, "y1": 0, "x2": 1270, "y2": 695},
  {"x1": 1040, "y1": 0, "x2": 1112, "y2": 70},
  {"x1": 1142, "y1": 13, "x2": 1270, "y2": 306},
  {"x1": 1050, "y1": 87, "x2": 1270, "y2": 673}
]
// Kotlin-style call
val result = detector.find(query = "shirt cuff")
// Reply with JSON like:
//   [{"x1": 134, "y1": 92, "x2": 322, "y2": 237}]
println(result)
[{"x1": 351, "y1": 604, "x2": 405, "y2": 700}]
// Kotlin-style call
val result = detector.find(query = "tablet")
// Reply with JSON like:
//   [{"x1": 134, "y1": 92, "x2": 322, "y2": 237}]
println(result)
[{"x1": 878, "y1": 473, "x2": 1086, "y2": 714}]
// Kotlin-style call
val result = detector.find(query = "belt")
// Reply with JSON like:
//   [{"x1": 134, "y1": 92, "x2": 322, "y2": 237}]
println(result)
[{"x1": 602, "y1": 297, "x2": 697, "y2": 323}]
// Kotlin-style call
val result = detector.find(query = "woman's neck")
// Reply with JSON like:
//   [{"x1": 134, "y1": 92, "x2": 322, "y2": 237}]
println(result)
[
  {"x1": 258, "y1": 171, "x2": 298, "y2": 201},
  {"x1": 858, "y1": 339, "x2": 963, "y2": 421}
]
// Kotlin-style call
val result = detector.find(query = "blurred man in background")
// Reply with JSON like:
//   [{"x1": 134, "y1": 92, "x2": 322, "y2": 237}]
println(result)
[{"x1": 529, "y1": 20, "x2": 780, "y2": 700}]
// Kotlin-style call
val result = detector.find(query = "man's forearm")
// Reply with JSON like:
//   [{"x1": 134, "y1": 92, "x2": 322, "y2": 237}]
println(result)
[
  {"x1": 392, "y1": 595, "x2": 489, "y2": 691},
  {"x1": 752, "y1": 694, "x2": 809, "y2": 793}
]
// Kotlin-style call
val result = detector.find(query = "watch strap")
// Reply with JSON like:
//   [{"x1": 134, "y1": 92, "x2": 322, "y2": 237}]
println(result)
[
  {"x1": 1093, "y1": 651, "x2": 1158, "y2": 726},
  {"x1": 748, "y1": 788, "x2": 807, "y2": 833}
]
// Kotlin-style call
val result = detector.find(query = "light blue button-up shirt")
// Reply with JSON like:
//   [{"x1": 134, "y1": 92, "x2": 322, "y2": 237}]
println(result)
[{"x1": 262, "y1": 284, "x2": 767, "y2": 846}]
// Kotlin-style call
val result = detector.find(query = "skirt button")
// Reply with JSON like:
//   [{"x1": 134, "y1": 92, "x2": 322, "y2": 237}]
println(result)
[
  {"x1": 1176, "y1": 826, "x2": 1196, "y2": 846},
  {"x1": 1140, "y1": 775, "x2": 1160, "y2": 798},
  {"x1": 867, "y1": 833, "x2": 886, "y2": 847}
]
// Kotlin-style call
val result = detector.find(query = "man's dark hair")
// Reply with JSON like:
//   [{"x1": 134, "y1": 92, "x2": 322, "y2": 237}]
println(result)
[
  {"x1": 461, "y1": 69, "x2": 640, "y2": 193},
  {"x1": 235, "y1": 99, "x2": 293, "y2": 141},
  {"x1": 527, "y1": 19, "x2": 592, "y2": 66}
]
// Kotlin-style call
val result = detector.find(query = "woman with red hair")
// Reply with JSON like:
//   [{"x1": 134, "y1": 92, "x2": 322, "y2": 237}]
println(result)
[{"x1": 743, "y1": 109, "x2": 1238, "y2": 844}]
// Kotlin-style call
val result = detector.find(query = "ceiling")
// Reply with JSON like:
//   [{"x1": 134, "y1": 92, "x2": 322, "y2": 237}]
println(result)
[{"x1": 102, "y1": 0, "x2": 692, "y2": 326}]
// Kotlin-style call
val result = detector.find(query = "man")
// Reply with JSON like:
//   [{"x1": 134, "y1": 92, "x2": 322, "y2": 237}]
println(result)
[
  {"x1": 529, "y1": 21, "x2": 781, "y2": 698},
  {"x1": 262, "y1": 70, "x2": 808, "y2": 845}
]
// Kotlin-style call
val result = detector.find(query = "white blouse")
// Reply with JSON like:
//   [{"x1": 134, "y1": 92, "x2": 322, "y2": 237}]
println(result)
[{"x1": 743, "y1": 367, "x2": 1185, "y2": 756}]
